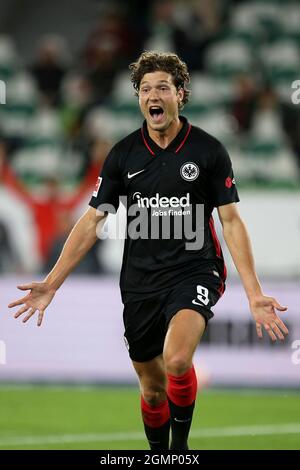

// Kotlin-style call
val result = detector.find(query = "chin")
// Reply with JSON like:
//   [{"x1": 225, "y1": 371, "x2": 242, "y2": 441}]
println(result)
[{"x1": 148, "y1": 120, "x2": 169, "y2": 132}]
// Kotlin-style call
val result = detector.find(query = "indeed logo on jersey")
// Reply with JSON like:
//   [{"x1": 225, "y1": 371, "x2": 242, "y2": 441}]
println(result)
[{"x1": 133, "y1": 192, "x2": 190, "y2": 208}]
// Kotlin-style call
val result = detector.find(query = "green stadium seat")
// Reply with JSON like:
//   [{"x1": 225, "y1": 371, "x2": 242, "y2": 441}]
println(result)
[
  {"x1": 259, "y1": 40, "x2": 300, "y2": 101},
  {"x1": 229, "y1": 4, "x2": 262, "y2": 46},
  {"x1": 277, "y1": 3, "x2": 300, "y2": 43},
  {"x1": 0, "y1": 72, "x2": 38, "y2": 138},
  {"x1": 0, "y1": 35, "x2": 18, "y2": 80},
  {"x1": 189, "y1": 73, "x2": 232, "y2": 110},
  {"x1": 111, "y1": 72, "x2": 137, "y2": 105},
  {"x1": 240, "y1": 141, "x2": 298, "y2": 184},
  {"x1": 185, "y1": 108, "x2": 235, "y2": 146},
  {"x1": 84, "y1": 105, "x2": 141, "y2": 141},
  {"x1": 27, "y1": 108, "x2": 62, "y2": 141},
  {"x1": 205, "y1": 39, "x2": 254, "y2": 79},
  {"x1": 260, "y1": 40, "x2": 299, "y2": 73}
]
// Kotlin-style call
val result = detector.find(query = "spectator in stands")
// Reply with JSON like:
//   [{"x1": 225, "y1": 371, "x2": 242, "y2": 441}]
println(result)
[
  {"x1": 231, "y1": 75, "x2": 258, "y2": 133},
  {"x1": 60, "y1": 73, "x2": 95, "y2": 138},
  {"x1": 144, "y1": 0, "x2": 176, "y2": 53},
  {"x1": 1, "y1": 153, "x2": 101, "y2": 266},
  {"x1": 250, "y1": 86, "x2": 284, "y2": 143},
  {"x1": 174, "y1": 0, "x2": 221, "y2": 71},
  {"x1": 281, "y1": 103, "x2": 300, "y2": 177},
  {"x1": 0, "y1": 141, "x2": 40, "y2": 273},
  {"x1": 83, "y1": 8, "x2": 136, "y2": 103},
  {"x1": 30, "y1": 35, "x2": 68, "y2": 106},
  {"x1": 144, "y1": 0, "x2": 221, "y2": 71}
]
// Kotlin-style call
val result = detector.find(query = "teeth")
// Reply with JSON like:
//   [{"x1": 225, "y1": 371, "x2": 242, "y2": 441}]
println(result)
[
  {"x1": 149, "y1": 105, "x2": 164, "y2": 119},
  {"x1": 149, "y1": 106, "x2": 163, "y2": 117}
]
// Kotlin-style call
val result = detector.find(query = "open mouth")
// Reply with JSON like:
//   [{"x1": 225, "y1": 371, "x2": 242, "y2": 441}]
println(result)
[{"x1": 149, "y1": 106, "x2": 165, "y2": 123}]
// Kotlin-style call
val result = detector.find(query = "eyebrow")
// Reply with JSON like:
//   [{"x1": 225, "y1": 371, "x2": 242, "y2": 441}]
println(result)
[{"x1": 140, "y1": 80, "x2": 171, "y2": 86}]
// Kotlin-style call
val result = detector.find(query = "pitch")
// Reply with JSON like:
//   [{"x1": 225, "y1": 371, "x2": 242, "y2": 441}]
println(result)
[{"x1": 0, "y1": 386, "x2": 299, "y2": 450}]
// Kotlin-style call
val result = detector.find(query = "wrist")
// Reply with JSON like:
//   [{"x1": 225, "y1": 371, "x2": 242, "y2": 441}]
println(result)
[
  {"x1": 247, "y1": 291, "x2": 263, "y2": 304},
  {"x1": 43, "y1": 275, "x2": 61, "y2": 293},
  {"x1": 246, "y1": 286, "x2": 263, "y2": 303}
]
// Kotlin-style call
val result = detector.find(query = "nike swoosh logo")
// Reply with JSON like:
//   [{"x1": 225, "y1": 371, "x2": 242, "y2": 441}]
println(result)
[
  {"x1": 192, "y1": 299, "x2": 204, "y2": 306},
  {"x1": 127, "y1": 169, "x2": 145, "y2": 179},
  {"x1": 174, "y1": 418, "x2": 191, "y2": 423}
]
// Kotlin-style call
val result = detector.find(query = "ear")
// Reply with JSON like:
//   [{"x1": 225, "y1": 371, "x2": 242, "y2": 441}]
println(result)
[{"x1": 177, "y1": 87, "x2": 184, "y2": 104}]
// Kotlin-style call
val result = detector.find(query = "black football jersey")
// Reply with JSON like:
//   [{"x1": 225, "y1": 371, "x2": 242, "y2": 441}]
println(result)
[{"x1": 89, "y1": 116, "x2": 239, "y2": 301}]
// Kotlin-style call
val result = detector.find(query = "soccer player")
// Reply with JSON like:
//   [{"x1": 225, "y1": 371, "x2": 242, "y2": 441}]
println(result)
[{"x1": 8, "y1": 52, "x2": 289, "y2": 451}]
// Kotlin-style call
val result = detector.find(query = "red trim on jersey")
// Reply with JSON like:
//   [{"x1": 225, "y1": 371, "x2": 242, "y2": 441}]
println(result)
[
  {"x1": 175, "y1": 123, "x2": 192, "y2": 153},
  {"x1": 141, "y1": 128, "x2": 155, "y2": 156},
  {"x1": 218, "y1": 275, "x2": 225, "y2": 295},
  {"x1": 209, "y1": 216, "x2": 221, "y2": 257},
  {"x1": 219, "y1": 263, "x2": 227, "y2": 295},
  {"x1": 209, "y1": 216, "x2": 227, "y2": 294}
]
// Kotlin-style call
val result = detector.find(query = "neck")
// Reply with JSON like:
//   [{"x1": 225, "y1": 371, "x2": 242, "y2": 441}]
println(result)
[{"x1": 147, "y1": 117, "x2": 183, "y2": 149}]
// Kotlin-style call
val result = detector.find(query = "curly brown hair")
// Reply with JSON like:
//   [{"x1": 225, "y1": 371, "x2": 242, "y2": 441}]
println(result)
[{"x1": 129, "y1": 51, "x2": 191, "y2": 110}]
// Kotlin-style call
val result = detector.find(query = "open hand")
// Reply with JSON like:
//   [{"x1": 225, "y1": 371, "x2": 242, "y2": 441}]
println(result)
[
  {"x1": 249, "y1": 295, "x2": 288, "y2": 341},
  {"x1": 8, "y1": 282, "x2": 56, "y2": 326}
]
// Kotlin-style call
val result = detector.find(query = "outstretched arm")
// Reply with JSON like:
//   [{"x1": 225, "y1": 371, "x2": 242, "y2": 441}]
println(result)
[
  {"x1": 8, "y1": 206, "x2": 106, "y2": 326},
  {"x1": 217, "y1": 203, "x2": 289, "y2": 341}
]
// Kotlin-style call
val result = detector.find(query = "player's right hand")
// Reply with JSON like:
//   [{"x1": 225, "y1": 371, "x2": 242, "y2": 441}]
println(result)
[{"x1": 8, "y1": 282, "x2": 56, "y2": 327}]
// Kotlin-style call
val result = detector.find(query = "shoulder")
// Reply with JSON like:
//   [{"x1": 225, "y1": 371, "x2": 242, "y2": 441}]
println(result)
[
  {"x1": 113, "y1": 128, "x2": 141, "y2": 156},
  {"x1": 190, "y1": 124, "x2": 225, "y2": 153},
  {"x1": 189, "y1": 122, "x2": 230, "y2": 168},
  {"x1": 104, "y1": 128, "x2": 141, "y2": 171}
]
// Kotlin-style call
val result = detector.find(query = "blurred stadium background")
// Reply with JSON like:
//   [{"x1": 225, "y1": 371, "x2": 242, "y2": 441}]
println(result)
[{"x1": 0, "y1": 0, "x2": 300, "y2": 450}]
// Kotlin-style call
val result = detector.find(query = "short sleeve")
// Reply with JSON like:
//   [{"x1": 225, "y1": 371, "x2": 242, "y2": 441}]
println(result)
[
  {"x1": 88, "y1": 145, "x2": 124, "y2": 212},
  {"x1": 210, "y1": 142, "x2": 240, "y2": 207}
]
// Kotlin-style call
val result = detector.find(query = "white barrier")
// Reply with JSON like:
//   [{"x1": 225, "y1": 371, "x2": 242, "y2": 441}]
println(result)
[
  {"x1": 221, "y1": 190, "x2": 300, "y2": 278},
  {"x1": 1, "y1": 277, "x2": 299, "y2": 387}
]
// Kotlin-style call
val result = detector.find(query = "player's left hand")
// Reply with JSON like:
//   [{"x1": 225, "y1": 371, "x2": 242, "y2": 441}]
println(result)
[{"x1": 249, "y1": 295, "x2": 288, "y2": 341}]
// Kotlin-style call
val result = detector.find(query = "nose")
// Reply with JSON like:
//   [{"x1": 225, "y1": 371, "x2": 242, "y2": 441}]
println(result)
[{"x1": 148, "y1": 88, "x2": 160, "y2": 101}]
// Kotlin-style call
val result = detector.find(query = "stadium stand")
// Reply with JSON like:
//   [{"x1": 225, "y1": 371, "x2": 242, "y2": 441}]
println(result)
[{"x1": 0, "y1": 0, "x2": 300, "y2": 274}]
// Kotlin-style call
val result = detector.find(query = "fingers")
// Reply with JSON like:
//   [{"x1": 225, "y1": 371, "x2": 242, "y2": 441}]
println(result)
[
  {"x1": 271, "y1": 322, "x2": 285, "y2": 341},
  {"x1": 9, "y1": 282, "x2": 36, "y2": 307},
  {"x1": 8, "y1": 296, "x2": 28, "y2": 308},
  {"x1": 264, "y1": 323, "x2": 277, "y2": 341},
  {"x1": 13, "y1": 305, "x2": 44, "y2": 326},
  {"x1": 272, "y1": 299, "x2": 287, "y2": 312},
  {"x1": 37, "y1": 310, "x2": 44, "y2": 327},
  {"x1": 274, "y1": 318, "x2": 289, "y2": 336},
  {"x1": 22, "y1": 308, "x2": 37, "y2": 323},
  {"x1": 17, "y1": 283, "x2": 35, "y2": 291},
  {"x1": 256, "y1": 323, "x2": 263, "y2": 338},
  {"x1": 14, "y1": 304, "x2": 30, "y2": 319},
  {"x1": 256, "y1": 318, "x2": 289, "y2": 341},
  {"x1": 262, "y1": 320, "x2": 289, "y2": 342}
]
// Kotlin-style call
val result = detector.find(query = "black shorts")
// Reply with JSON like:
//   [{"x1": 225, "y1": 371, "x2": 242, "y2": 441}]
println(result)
[{"x1": 122, "y1": 270, "x2": 225, "y2": 362}]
